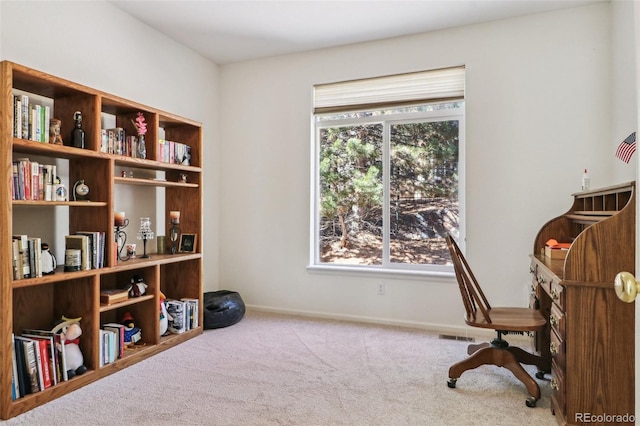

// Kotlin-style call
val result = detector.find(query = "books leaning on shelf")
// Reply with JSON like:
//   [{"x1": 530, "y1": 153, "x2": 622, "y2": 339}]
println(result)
[
  {"x1": 65, "y1": 232, "x2": 106, "y2": 271},
  {"x1": 12, "y1": 235, "x2": 43, "y2": 279},
  {"x1": 166, "y1": 298, "x2": 200, "y2": 334},
  {"x1": 100, "y1": 128, "x2": 145, "y2": 159},
  {"x1": 12, "y1": 93, "x2": 50, "y2": 143},
  {"x1": 156, "y1": 139, "x2": 191, "y2": 165},
  {"x1": 12, "y1": 158, "x2": 58, "y2": 201},
  {"x1": 102, "y1": 323, "x2": 125, "y2": 360}
]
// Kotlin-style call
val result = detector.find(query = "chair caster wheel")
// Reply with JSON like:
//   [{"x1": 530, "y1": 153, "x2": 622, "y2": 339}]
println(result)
[
  {"x1": 535, "y1": 371, "x2": 546, "y2": 379},
  {"x1": 447, "y1": 378, "x2": 457, "y2": 388},
  {"x1": 525, "y1": 397, "x2": 537, "y2": 408}
]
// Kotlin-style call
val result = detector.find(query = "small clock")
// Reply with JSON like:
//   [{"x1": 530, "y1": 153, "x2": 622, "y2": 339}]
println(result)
[{"x1": 73, "y1": 179, "x2": 90, "y2": 201}]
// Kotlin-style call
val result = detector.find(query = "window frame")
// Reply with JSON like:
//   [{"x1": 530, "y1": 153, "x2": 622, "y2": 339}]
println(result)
[{"x1": 309, "y1": 103, "x2": 465, "y2": 279}]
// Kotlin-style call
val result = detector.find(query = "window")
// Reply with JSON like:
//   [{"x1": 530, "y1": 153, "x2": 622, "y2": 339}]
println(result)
[{"x1": 310, "y1": 67, "x2": 465, "y2": 275}]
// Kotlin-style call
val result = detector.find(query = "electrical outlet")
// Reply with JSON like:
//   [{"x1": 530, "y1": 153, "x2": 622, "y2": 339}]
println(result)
[{"x1": 377, "y1": 282, "x2": 385, "y2": 295}]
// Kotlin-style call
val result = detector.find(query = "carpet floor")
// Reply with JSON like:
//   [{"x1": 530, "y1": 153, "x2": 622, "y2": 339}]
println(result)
[{"x1": 4, "y1": 310, "x2": 557, "y2": 425}]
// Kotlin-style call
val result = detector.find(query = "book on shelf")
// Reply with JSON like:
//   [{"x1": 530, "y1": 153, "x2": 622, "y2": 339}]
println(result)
[
  {"x1": 100, "y1": 288, "x2": 129, "y2": 305},
  {"x1": 12, "y1": 95, "x2": 22, "y2": 139},
  {"x1": 103, "y1": 323, "x2": 125, "y2": 359},
  {"x1": 98, "y1": 328, "x2": 119, "y2": 367},
  {"x1": 65, "y1": 234, "x2": 90, "y2": 270},
  {"x1": 156, "y1": 139, "x2": 192, "y2": 166},
  {"x1": 27, "y1": 337, "x2": 52, "y2": 389},
  {"x1": 21, "y1": 94, "x2": 29, "y2": 139},
  {"x1": 22, "y1": 331, "x2": 58, "y2": 387},
  {"x1": 27, "y1": 237, "x2": 42, "y2": 278},
  {"x1": 166, "y1": 300, "x2": 187, "y2": 334},
  {"x1": 14, "y1": 337, "x2": 40, "y2": 394},
  {"x1": 181, "y1": 298, "x2": 200, "y2": 329},
  {"x1": 13, "y1": 335, "x2": 29, "y2": 397},
  {"x1": 12, "y1": 235, "x2": 30, "y2": 279},
  {"x1": 22, "y1": 328, "x2": 62, "y2": 385},
  {"x1": 76, "y1": 231, "x2": 106, "y2": 269},
  {"x1": 11, "y1": 334, "x2": 20, "y2": 400}
]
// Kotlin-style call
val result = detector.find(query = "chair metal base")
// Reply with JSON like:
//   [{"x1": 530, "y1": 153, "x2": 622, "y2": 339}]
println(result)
[{"x1": 447, "y1": 338, "x2": 550, "y2": 407}]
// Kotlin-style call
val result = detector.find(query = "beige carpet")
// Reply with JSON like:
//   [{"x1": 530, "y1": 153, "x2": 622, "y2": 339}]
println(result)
[{"x1": 4, "y1": 310, "x2": 556, "y2": 425}]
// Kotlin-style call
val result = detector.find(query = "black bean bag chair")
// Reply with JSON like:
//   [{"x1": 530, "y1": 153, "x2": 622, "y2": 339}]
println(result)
[{"x1": 203, "y1": 290, "x2": 245, "y2": 329}]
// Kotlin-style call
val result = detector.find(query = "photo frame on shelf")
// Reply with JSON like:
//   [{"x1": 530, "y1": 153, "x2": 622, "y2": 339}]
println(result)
[{"x1": 179, "y1": 233, "x2": 197, "y2": 253}]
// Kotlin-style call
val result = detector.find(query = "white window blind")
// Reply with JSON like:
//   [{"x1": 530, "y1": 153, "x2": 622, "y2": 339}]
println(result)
[{"x1": 314, "y1": 66, "x2": 465, "y2": 113}]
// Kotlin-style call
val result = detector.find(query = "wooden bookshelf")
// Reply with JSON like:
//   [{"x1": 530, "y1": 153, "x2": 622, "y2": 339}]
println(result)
[{"x1": 0, "y1": 61, "x2": 203, "y2": 419}]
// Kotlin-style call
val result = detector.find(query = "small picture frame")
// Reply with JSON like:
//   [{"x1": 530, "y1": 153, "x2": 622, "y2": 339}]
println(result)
[{"x1": 179, "y1": 233, "x2": 197, "y2": 253}]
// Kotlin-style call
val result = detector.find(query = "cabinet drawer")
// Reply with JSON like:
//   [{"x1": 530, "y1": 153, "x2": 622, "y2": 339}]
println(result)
[
  {"x1": 549, "y1": 279, "x2": 565, "y2": 309},
  {"x1": 549, "y1": 302, "x2": 565, "y2": 337},
  {"x1": 550, "y1": 360, "x2": 566, "y2": 416},
  {"x1": 550, "y1": 328, "x2": 565, "y2": 369},
  {"x1": 533, "y1": 268, "x2": 554, "y2": 296}
]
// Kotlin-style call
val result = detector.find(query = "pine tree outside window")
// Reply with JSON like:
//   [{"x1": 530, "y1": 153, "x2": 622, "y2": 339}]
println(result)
[{"x1": 310, "y1": 67, "x2": 465, "y2": 276}]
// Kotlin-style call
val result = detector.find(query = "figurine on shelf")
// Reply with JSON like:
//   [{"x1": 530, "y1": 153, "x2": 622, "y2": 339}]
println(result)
[
  {"x1": 40, "y1": 243, "x2": 56, "y2": 275},
  {"x1": 52, "y1": 316, "x2": 87, "y2": 379},
  {"x1": 121, "y1": 312, "x2": 142, "y2": 347},
  {"x1": 125, "y1": 274, "x2": 147, "y2": 297},
  {"x1": 49, "y1": 118, "x2": 63, "y2": 145},
  {"x1": 159, "y1": 291, "x2": 169, "y2": 336}
]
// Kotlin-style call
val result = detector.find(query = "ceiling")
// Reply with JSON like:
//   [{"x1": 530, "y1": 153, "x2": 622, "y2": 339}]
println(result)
[{"x1": 110, "y1": 0, "x2": 604, "y2": 65}]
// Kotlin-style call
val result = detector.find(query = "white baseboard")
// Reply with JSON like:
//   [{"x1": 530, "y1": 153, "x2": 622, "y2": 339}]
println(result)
[{"x1": 245, "y1": 304, "x2": 513, "y2": 342}]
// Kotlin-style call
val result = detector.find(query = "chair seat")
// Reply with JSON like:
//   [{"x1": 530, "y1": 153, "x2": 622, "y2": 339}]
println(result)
[{"x1": 465, "y1": 307, "x2": 546, "y2": 332}]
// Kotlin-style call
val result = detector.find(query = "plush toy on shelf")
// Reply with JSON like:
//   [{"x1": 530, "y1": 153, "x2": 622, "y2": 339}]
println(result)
[
  {"x1": 159, "y1": 291, "x2": 169, "y2": 336},
  {"x1": 125, "y1": 274, "x2": 148, "y2": 297},
  {"x1": 52, "y1": 316, "x2": 87, "y2": 379},
  {"x1": 121, "y1": 312, "x2": 142, "y2": 347}
]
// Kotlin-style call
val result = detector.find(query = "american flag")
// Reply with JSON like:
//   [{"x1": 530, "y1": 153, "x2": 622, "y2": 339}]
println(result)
[{"x1": 616, "y1": 132, "x2": 636, "y2": 163}]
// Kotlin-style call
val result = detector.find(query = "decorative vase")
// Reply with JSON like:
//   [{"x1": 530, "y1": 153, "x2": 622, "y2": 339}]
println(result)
[{"x1": 137, "y1": 134, "x2": 146, "y2": 159}]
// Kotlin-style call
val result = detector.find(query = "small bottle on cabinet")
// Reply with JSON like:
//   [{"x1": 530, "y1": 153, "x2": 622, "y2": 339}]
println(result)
[
  {"x1": 70, "y1": 111, "x2": 85, "y2": 149},
  {"x1": 581, "y1": 169, "x2": 590, "y2": 191}
]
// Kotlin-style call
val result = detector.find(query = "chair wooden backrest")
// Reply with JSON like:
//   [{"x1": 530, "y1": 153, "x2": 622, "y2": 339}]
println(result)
[{"x1": 446, "y1": 234, "x2": 492, "y2": 325}]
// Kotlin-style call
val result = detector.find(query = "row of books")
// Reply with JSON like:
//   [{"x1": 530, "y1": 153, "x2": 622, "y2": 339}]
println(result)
[
  {"x1": 100, "y1": 130, "x2": 192, "y2": 167},
  {"x1": 12, "y1": 94, "x2": 51, "y2": 143},
  {"x1": 166, "y1": 298, "x2": 199, "y2": 334},
  {"x1": 99, "y1": 323, "x2": 125, "y2": 368},
  {"x1": 11, "y1": 329, "x2": 69, "y2": 400},
  {"x1": 12, "y1": 158, "x2": 59, "y2": 201},
  {"x1": 65, "y1": 232, "x2": 107, "y2": 271},
  {"x1": 157, "y1": 139, "x2": 192, "y2": 166},
  {"x1": 100, "y1": 128, "x2": 144, "y2": 158},
  {"x1": 12, "y1": 235, "x2": 42, "y2": 279}
]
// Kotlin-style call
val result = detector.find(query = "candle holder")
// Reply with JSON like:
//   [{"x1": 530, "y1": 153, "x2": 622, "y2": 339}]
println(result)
[
  {"x1": 114, "y1": 218, "x2": 130, "y2": 261},
  {"x1": 169, "y1": 221, "x2": 181, "y2": 254},
  {"x1": 137, "y1": 217, "x2": 155, "y2": 258}
]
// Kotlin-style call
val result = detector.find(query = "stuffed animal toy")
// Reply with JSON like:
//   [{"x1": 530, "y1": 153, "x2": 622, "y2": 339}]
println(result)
[
  {"x1": 125, "y1": 275, "x2": 147, "y2": 297},
  {"x1": 121, "y1": 312, "x2": 142, "y2": 346},
  {"x1": 159, "y1": 291, "x2": 169, "y2": 336},
  {"x1": 52, "y1": 316, "x2": 87, "y2": 379}
]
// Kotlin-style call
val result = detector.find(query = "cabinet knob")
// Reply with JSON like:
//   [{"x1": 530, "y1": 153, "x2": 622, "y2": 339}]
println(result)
[
  {"x1": 614, "y1": 271, "x2": 640, "y2": 303},
  {"x1": 550, "y1": 377, "x2": 559, "y2": 391},
  {"x1": 550, "y1": 342, "x2": 558, "y2": 357},
  {"x1": 549, "y1": 314, "x2": 558, "y2": 327}
]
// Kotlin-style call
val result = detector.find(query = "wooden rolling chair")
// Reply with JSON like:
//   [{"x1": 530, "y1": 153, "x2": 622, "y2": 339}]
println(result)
[{"x1": 445, "y1": 234, "x2": 550, "y2": 407}]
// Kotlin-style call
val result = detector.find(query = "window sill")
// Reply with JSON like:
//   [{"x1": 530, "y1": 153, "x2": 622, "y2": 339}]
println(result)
[{"x1": 306, "y1": 264, "x2": 455, "y2": 281}]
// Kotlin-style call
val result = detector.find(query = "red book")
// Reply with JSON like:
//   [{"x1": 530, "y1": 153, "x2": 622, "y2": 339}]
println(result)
[{"x1": 29, "y1": 338, "x2": 52, "y2": 389}]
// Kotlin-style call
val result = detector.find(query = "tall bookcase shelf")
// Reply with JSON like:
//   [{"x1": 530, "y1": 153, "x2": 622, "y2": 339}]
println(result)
[{"x1": 0, "y1": 61, "x2": 203, "y2": 419}]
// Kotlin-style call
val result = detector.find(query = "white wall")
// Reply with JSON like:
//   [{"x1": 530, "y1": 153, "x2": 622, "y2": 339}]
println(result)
[
  {"x1": 0, "y1": 1, "x2": 631, "y2": 332},
  {"x1": 219, "y1": 3, "x2": 620, "y2": 331},
  {"x1": 612, "y1": 0, "x2": 638, "y2": 183},
  {"x1": 0, "y1": 1, "x2": 220, "y2": 291}
]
